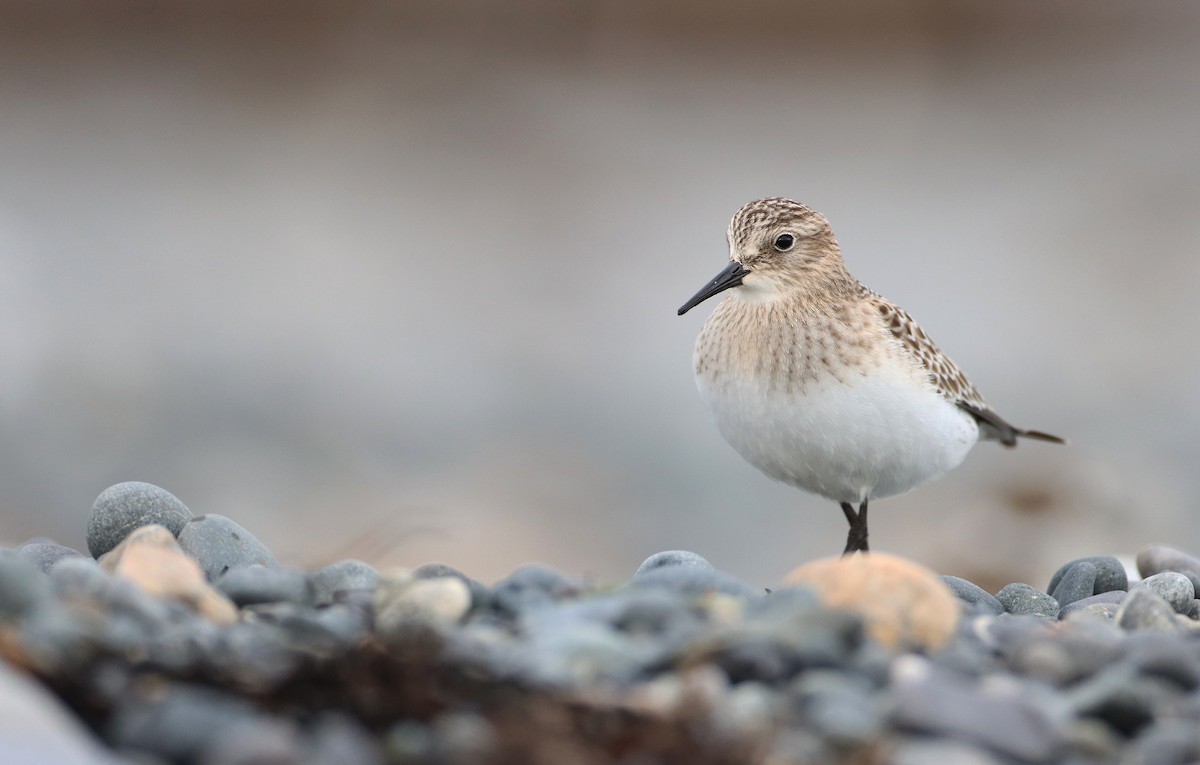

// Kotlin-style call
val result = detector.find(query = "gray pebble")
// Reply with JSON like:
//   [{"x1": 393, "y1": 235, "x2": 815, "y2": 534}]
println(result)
[
  {"x1": 996, "y1": 583, "x2": 1059, "y2": 617},
  {"x1": 1137, "y1": 546, "x2": 1200, "y2": 593},
  {"x1": 1057, "y1": 591, "x2": 1126, "y2": 620},
  {"x1": 627, "y1": 565, "x2": 757, "y2": 600},
  {"x1": 86, "y1": 481, "x2": 193, "y2": 558},
  {"x1": 793, "y1": 671, "x2": 882, "y2": 747},
  {"x1": 432, "y1": 712, "x2": 497, "y2": 762},
  {"x1": 1064, "y1": 663, "x2": 1178, "y2": 737},
  {"x1": 889, "y1": 737, "x2": 1008, "y2": 765},
  {"x1": 16, "y1": 605, "x2": 105, "y2": 675},
  {"x1": 385, "y1": 721, "x2": 434, "y2": 763},
  {"x1": 108, "y1": 682, "x2": 284, "y2": 763},
  {"x1": 1125, "y1": 631, "x2": 1200, "y2": 690},
  {"x1": 1116, "y1": 586, "x2": 1183, "y2": 633},
  {"x1": 197, "y1": 717, "x2": 301, "y2": 765},
  {"x1": 1047, "y1": 555, "x2": 1128, "y2": 596},
  {"x1": 300, "y1": 712, "x2": 384, "y2": 765},
  {"x1": 942, "y1": 576, "x2": 1004, "y2": 615},
  {"x1": 176, "y1": 514, "x2": 278, "y2": 581},
  {"x1": 17, "y1": 541, "x2": 86, "y2": 574},
  {"x1": 308, "y1": 559, "x2": 380, "y2": 607},
  {"x1": 216, "y1": 565, "x2": 311, "y2": 607},
  {"x1": 634, "y1": 550, "x2": 714, "y2": 575},
  {"x1": 1122, "y1": 720, "x2": 1200, "y2": 765},
  {"x1": 490, "y1": 564, "x2": 580, "y2": 616},
  {"x1": 889, "y1": 658, "x2": 1068, "y2": 761},
  {"x1": 1050, "y1": 561, "x2": 1099, "y2": 608},
  {"x1": 1140, "y1": 572, "x2": 1195, "y2": 614},
  {"x1": 0, "y1": 551, "x2": 52, "y2": 621}
]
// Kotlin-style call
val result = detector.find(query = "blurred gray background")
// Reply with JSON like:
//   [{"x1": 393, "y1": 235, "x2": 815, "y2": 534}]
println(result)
[{"x1": 1, "y1": 1, "x2": 1197, "y2": 592}]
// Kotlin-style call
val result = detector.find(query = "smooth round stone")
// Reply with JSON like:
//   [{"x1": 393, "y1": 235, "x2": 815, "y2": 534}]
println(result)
[
  {"x1": 107, "y1": 683, "x2": 279, "y2": 763},
  {"x1": 784, "y1": 553, "x2": 959, "y2": 650},
  {"x1": 889, "y1": 657, "x2": 1067, "y2": 761},
  {"x1": 375, "y1": 575, "x2": 471, "y2": 635},
  {"x1": 628, "y1": 565, "x2": 757, "y2": 600},
  {"x1": 432, "y1": 712, "x2": 497, "y2": 762},
  {"x1": 87, "y1": 481, "x2": 193, "y2": 558},
  {"x1": 519, "y1": 622, "x2": 647, "y2": 686},
  {"x1": 216, "y1": 565, "x2": 311, "y2": 607},
  {"x1": 1125, "y1": 631, "x2": 1200, "y2": 690},
  {"x1": 0, "y1": 550, "x2": 52, "y2": 620},
  {"x1": 995, "y1": 583, "x2": 1059, "y2": 618},
  {"x1": 634, "y1": 550, "x2": 714, "y2": 576},
  {"x1": 198, "y1": 717, "x2": 302, "y2": 765},
  {"x1": 177, "y1": 514, "x2": 278, "y2": 581},
  {"x1": 1137, "y1": 545, "x2": 1200, "y2": 580},
  {"x1": 1049, "y1": 562, "x2": 1099, "y2": 608},
  {"x1": 385, "y1": 722, "x2": 434, "y2": 762},
  {"x1": 413, "y1": 563, "x2": 490, "y2": 610},
  {"x1": 1057, "y1": 591, "x2": 1126, "y2": 620},
  {"x1": 490, "y1": 564, "x2": 581, "y2": 616},
  {"x1": 889, "y1": 737, "x2": 1008, "y2": 765},
  {"x1": 300, "y1": 712, "x2": 383, "y2": 765},
  {"x1": 308, "y1": 560, "x2": 380, "y2": 608},
  {"x1": 48, "y1": 557, "x2": 112, "y2": 601},
  {"x1": 942, "y1": 576, "x2": 1005, "y2": 616},
  {"x1": 1139, "y1": 572, "x2": 1195, "y2": 614},
  {"x1": 1123, "y1": 720, "x2": 1200, "y2": 765},
  {"x1": 1116, "y1": 586, "x2": 1183, "y2": 633},
  {"x1": 1007, "y1": 618, "x2": 1124, "y2": 686},
  {"x1": 17, "y1": 542, "x2": 86, "y2": 574},
  {"x1": 1065, "y1": 664, "x2": 1166, "y2": 737},
  {"x1": 1047, "y1": 555, "x2": 1128, "y2": 596}
]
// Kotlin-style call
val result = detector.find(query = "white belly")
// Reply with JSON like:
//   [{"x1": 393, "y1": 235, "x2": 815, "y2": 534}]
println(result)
[{"x1": 697, "y1": 364, "x2": 979, "y2": 504}]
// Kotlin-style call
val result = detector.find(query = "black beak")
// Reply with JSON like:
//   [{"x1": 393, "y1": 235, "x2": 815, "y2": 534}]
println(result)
[{"x1": 677, "y1": 261, "x2": 750, "y2": 315}]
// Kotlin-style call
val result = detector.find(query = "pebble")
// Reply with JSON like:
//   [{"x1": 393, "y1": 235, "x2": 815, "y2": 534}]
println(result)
[
  {"x1": 17, "y1": 541, "x2": 87, "y2": 573},
  {"x1": 634, "y1": 549, "x2": 714, "y2": 575},
  {"x1": 1049, "y1": 561, "x2": 1099, "y2": 608},
  {"x1": 375, "y1": 574, "x2": 471, "y2": 635},
  {"x1": 889, "y1": 656, "x2": 1068, "y2": 761},
  {"x1": 17, "y1": 510, "x2": 1200, "y2": 765},
  {"x1": 1139, "y1": 572, "x2": 1195, "y2": 614},
  {"x1": 216, "y1": 564, "x2": 312, "y2": 607},
  {"x1": 627, "y1": 563, "x2": 758, "y2": 600},
  {"x1": 995, "y1": 583, "x2": 1059, "y2": 617},
  {"x1": 1047, "y1": 555, "x2": 1128, "y2": 597},
  {"x1": 176, "y1": 514, "x2": 278, "y2": 581},
  {"x1": 785, "y1": 553, "x2": 959, "y2": 650},
  {"x1": 1057, "y1": 590, "x2": 1126, "y2": 620},
  {"x1": 308, "y1": 559, "x2": 380, "y2": 607},
  {"x1": 490, "y1": 563, "x2": 581, "y2": 616},
  {"x1": 1116, "y1": 586, "x2": 1184, "y2": 633},
  {"x1": 0, "y1": 550, "x2": 53, "y2": 621},
  {"x1": 942, "y1": 576, "x2": 1005, "y2": 616},
  {"x1": 107, "y1": 682, "x2": 284, "y2": 763},
  {"x1": 86, "y1": 481, "x2": 193, "y2": 558}
]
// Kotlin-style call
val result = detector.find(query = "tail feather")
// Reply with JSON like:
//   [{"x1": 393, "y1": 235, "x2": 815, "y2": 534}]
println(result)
[{"x1": 957, "y1": 402, "x2": 1067, "y2": 448}]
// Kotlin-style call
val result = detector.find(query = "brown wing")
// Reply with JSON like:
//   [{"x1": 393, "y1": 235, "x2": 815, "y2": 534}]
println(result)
[{"x1": 866, "y1": 291, "x2": 1066, "y2": 447}]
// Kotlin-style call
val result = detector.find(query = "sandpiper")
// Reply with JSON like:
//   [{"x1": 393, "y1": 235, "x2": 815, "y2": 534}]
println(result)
[{"x1": 678, "y1": 198, "x2": 1063, "y2": 554}]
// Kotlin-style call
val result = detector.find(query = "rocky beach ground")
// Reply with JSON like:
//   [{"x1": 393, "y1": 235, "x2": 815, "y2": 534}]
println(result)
[{"x1": 4, "y1": 481, "x2": 1200, "y2": 764}]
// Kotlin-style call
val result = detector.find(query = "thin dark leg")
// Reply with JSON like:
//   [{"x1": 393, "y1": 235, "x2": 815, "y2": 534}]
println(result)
[{"x1": 841, "y1": 499, "x2": 870, "y2": 555}]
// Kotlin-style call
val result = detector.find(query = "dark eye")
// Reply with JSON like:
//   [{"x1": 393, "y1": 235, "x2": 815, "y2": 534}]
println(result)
[{"x1": 773, "y1": 233, "x2": 796, "y2": 251}]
